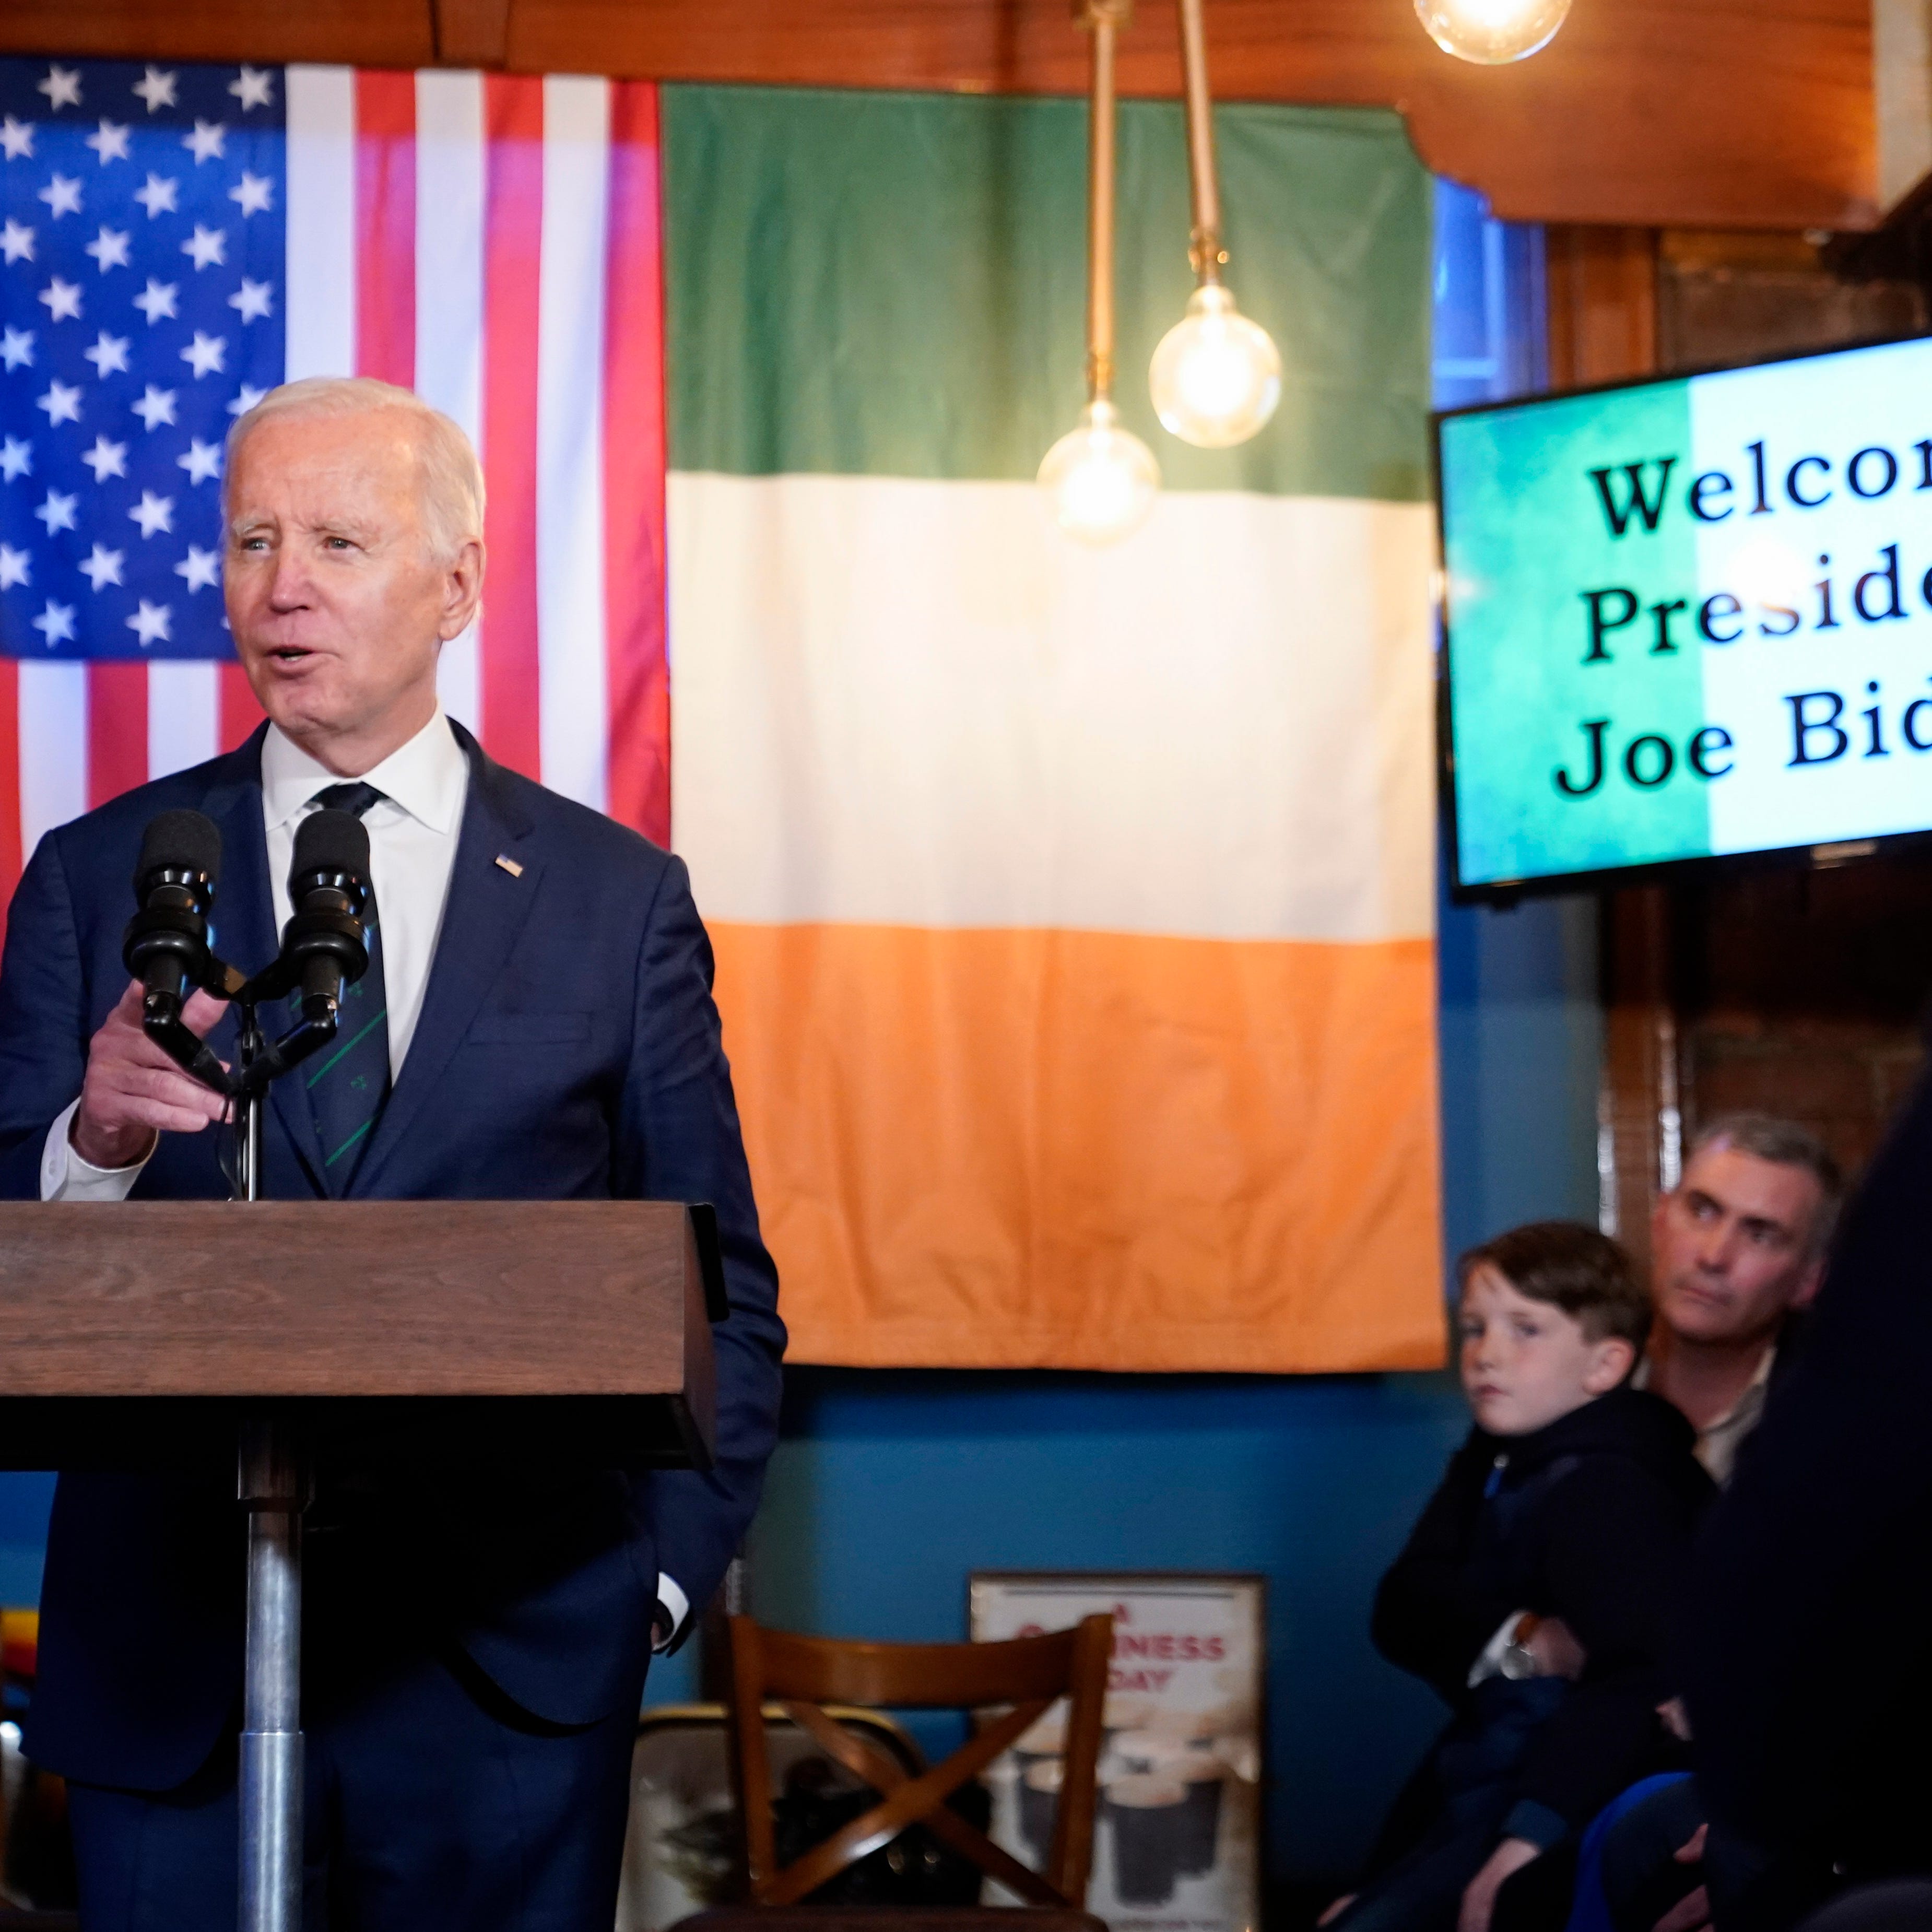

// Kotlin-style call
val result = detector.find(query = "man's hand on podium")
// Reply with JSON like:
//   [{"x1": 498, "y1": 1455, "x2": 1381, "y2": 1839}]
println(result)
[{"x1": 72, "y1": 977, "x2": 229, "y2": 1170}]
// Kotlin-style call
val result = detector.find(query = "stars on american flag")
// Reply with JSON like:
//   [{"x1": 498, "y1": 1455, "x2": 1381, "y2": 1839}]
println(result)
[
  {"x1": 229, "y1": 68, "x2": 274, "y2": 113},
  {"x1": 2, "y1": 58, "x2": 284, "y2": 657},
  {"x1": 79, "y1": 434, "x2": 124, "y2": 481},
  {"x1": 181, "y1": 223, "x2": 224, "y2": 269},
  {"x1": 125, "y1": 597, "x2": 169, "y2": 644},
  {"x1": 37, "y1": 68, "x2": 81, "y2": 114},
  {"x1": 132, "y1": 68, "x2": 178, "y2": 115},
  {"x1": 133, "y1": 277, "x2": 176, "y2": 323},
  {"x1": 35, "y1": 379, "x2": 79, "y2": 425},
  {"x1": 127, "y1": 489, "x2": 172, "y2": 537},
  {"x1": 32, "y1": 598, "x2": 74, "y2": 644},
  {"x1": 131, "y1": 384, "x2": 175, "y2": 430},
  {"x1": 229, "y1": 277, "x2": 270, "y2": 323},
  {"x1": 83, "y1": 120, "x2": 130, "y2": 166},
  {"x1": 133, "y1": 173, "x2": 176, "y2": 218},
  {"x1": 83, "y1": 330, "x2": 127, "y2": 377},
  {"x1": 84, "y1": 225, "x2": 129, "y2": 272},
  {"x1": 180, "y1": 331, "x2": 224, "y2": 378},
  {"x1": 38, "y1": 173, "x2": 80, "y2": 220},
  {"x1": 34, "y1": 488, "x2": 75, "y2": 533}
]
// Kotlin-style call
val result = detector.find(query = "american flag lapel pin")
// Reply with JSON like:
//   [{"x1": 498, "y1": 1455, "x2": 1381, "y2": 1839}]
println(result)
[{"x1": 494, "y1": 853, "x2": 524, "y2": 878}]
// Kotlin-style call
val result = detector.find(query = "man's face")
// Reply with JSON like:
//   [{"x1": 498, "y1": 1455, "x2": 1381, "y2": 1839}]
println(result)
[
  {"x1": 224, "y1": 410, "x2": 479, "y2": 761},
  {"x1": 1458, "y1": 1264, "x2": 1633, "y2": 1437},
  {"x1": 1650, "y1": 1142, "x2": 1825, "y2": 1348}
]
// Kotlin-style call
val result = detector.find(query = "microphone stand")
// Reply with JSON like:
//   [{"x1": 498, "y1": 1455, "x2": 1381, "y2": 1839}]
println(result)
[
  {"x1": 127, "y1": 821, "x2": 368, "y2": 1932},
  {"x1": 234, "y1": 999, "x2": 266, "y2": 1204},
  {"x1": 155, "y1": 969, "x2": 358, "y2": 1932},
  {"x1": 229, "y1": 998, "x2": 300, "y2": 1932}
]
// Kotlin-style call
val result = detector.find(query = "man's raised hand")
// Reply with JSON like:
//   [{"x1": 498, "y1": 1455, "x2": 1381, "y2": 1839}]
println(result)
[{"x1": 70, "y1": 978, "x2": 229, "y2": 1170}]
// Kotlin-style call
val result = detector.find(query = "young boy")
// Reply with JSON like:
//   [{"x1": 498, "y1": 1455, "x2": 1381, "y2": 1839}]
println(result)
[{"x1": 1322, "y1": 1221, "x2": 1714, "y2": 1932}]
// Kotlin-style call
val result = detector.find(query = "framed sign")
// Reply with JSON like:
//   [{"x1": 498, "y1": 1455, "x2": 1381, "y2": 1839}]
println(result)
[{"x1": 969, "y1": 1573, "x2": 1264, "y2": 1932}]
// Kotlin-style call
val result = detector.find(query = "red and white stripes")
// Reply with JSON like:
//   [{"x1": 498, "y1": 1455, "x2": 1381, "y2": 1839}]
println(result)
[{"x1": 0, "y1": 64, "x2": 669, "y2": 927}]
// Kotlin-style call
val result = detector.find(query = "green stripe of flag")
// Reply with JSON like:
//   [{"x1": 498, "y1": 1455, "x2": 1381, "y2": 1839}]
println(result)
[{"x1": 663, "y1": 86, "x2": 1430, "y2": 502}]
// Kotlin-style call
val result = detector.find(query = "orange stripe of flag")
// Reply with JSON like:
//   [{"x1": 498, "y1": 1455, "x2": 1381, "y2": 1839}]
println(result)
[{"x1": 710, "y1": 920, "x2": 1447, "y2": 1373}]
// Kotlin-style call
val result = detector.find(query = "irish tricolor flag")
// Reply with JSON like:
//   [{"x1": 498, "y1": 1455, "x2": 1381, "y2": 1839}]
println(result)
[{"x1": 662, "y1": 87, "x2": 1443, "y2": 1371}]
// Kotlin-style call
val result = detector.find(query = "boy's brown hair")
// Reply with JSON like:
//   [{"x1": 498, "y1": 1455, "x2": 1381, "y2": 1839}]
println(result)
[{"x1": 1456, "y1": 1220, "x2": 1650, "y2": 1350}]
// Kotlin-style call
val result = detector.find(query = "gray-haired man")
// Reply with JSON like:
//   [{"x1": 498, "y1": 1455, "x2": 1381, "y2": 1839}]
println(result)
[{"x1": 1638, "y1": 1113, "x2": 1843, "y2": 1484}]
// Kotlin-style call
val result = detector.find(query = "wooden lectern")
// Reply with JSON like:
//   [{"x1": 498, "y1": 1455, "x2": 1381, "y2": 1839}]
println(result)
[{"x1": 0, "y1": 1200, "x2": 723, "y2": 1932}]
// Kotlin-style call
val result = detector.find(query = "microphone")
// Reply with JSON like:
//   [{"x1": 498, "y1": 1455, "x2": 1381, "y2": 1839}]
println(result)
[
  {"x1": 123, "y1": 808, "x2": 222, "y2": 1021},
  {"x1": 280, "y1": 809, "x2": 371, "y2": 1025}
]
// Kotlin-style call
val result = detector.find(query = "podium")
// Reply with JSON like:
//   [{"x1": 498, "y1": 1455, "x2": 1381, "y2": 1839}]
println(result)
[{"x1": 0, "y1": 1199, "x2": 723, "y2": 1932}]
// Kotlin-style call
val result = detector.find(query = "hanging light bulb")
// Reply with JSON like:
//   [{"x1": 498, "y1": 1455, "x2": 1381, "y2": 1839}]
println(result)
[
  {"x1": 1415, "y1": 0, "x2": 1570, "y2": 65},
  {"x1": 1151, "y1": 0, "x2": 1282, "y2": 449},
  {"x1": 1039, "y1": 0, "x2": 1159, "y2": 544},
  {"x1": 1040, "y1": 398, "x2": 1161, "y2": 543},
  {"x1": 1149, "y1": 284, "x2": 1281, "y2": 447}
]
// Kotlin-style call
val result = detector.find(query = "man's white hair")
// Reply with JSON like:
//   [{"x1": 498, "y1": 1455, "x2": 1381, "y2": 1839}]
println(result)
[{"x1": 223, "y1": 375, "x2": 486, "y2": 566}]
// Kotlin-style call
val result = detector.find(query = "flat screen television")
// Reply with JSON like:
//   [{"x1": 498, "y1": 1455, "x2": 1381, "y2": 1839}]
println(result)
[{"x1": 1438, "y1": 334, "x2": 1932, "y2": 897}]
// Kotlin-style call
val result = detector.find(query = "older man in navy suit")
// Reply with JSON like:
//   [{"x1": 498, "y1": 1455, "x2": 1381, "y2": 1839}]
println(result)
[{"x1": 0, "y1": 375, "x2": 786, "y2": 1929}]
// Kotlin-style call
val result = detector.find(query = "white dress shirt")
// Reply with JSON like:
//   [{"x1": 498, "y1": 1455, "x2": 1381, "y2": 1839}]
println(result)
[{"x1": 39, "y1": 706, "x2": 693, "y2": 1644}]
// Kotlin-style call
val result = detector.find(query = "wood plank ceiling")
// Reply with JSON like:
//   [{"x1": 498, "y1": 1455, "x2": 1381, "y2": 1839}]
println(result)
[{"x1": 0, "y1": 0, "x2": 1877, "y2": 232}]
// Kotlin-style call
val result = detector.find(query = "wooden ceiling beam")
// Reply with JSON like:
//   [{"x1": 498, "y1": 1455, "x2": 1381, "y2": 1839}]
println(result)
[
  {"x1": 0, "y1": 0, "x2": 1878, "y2": 233},
  {"x1": 501, "y1": 0, "x2": 1875, "y2": 233},
  {"x1": 433, "y1": 0, "x2": 511, "y2": 68},
  {"x1": 0, "y1": 2, "x2": 437, "y2": 68}
]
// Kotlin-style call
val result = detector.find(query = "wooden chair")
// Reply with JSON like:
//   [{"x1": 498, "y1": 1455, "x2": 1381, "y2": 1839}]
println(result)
[{"x1": 723, "y1": 1612, "x2": 1113, "y2": 1912}]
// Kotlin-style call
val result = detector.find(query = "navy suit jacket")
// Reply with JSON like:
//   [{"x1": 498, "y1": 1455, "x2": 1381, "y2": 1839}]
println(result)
[{"x1": 0, "y1": 723, "x2": 786, "y2": 1791}]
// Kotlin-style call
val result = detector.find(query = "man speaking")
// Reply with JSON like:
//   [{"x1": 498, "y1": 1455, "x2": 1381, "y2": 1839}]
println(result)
[{"x1": 0, "y1": 376, "x2": 786, "y2": 1928}]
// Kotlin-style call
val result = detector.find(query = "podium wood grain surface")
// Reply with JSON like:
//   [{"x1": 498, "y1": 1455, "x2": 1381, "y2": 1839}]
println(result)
[{"x1": 0, "y1": 1201, "x2": 717, "y2": 1470}]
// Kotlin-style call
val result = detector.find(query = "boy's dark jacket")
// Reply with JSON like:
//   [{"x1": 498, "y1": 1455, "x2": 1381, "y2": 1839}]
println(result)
[{"x1": 1372, "y1": 1385, "x2": 1715, "y2": 1839}]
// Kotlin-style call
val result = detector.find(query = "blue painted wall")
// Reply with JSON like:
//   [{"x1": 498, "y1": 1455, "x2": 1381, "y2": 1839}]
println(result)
[
  {"x1": 0, "y1": 180, "x2": 1603, "y2": 1890},
  {"x1": 0, "y1": 1473, "x2": 52, "y2": 1607}
]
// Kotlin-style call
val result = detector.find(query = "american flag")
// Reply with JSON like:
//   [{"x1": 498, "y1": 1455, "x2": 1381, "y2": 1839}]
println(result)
[{"x1": 0, "y1": 57, "x2": 669, "y2": 920}]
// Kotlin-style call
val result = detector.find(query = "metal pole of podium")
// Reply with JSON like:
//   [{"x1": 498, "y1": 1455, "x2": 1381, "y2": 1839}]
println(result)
[
  {"x1": 234, "y1": 1064, "x2": 305, "y2": 1932},
  {"x1": 239, "y1": 1413, "x2": 302, "y2": 1932}
]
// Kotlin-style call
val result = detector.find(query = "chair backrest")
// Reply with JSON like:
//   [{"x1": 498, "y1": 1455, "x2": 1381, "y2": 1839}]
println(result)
[{"x1": 724, "y1": 1613, "x2": 1114, "y2": 1910}]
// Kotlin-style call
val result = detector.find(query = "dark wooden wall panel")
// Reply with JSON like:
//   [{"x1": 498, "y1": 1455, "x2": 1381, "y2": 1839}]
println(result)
[
  {"x1": 0, "y1": 0, "x2": 1880, "y2": 233},
  {"x1": 0, "y1": 2, "x2": 436, "y2": 69},
  {"x1": 505, "y1": 0, "x2": 1875, "y2": 232},
  {"x1": 1542, "y1": 229, "x2": 1676, "y2": 1264}
]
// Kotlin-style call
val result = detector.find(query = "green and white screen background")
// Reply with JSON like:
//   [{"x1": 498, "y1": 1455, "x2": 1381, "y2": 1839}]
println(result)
[{"x1": 1442, "y1": 336, "x2": 1932, "y2": 888}]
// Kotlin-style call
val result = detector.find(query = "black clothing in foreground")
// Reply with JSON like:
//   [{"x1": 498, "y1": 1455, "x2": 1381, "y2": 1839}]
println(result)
[
  {"x1": 1682, "y1": 1067, "x2": 1932, "y2": 1923},
  {"x1": 1372, "y1": 1386, "x2": 1714, "y2": 1846}
]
